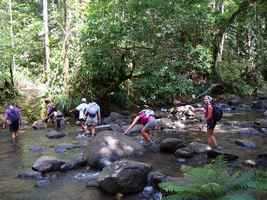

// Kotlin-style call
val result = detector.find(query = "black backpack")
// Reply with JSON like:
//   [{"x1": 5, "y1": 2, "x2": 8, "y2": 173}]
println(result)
[{"x1": 212, "y1": 104, "x2": 223, "y2": 122}]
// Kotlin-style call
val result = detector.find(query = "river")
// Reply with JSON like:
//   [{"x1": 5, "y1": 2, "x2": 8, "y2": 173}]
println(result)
[{"x1": 0, "y1": 111, "x2": 266, "y2": 200}]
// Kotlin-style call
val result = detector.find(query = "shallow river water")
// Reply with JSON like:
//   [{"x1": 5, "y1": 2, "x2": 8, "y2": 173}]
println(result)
[{"x1": 0, "y1": 111, "x2": 266, "y2": 200}]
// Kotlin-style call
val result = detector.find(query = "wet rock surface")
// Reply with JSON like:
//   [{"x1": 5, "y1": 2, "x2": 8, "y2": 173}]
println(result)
[
  {"x1": 159, "y1": 138, "x2": 185, "y2": 153},
  {"x1": 46, "y1": 130, "x2": 66, "y2": 139},
  {"x1": 17, "y1": 170, "x2": 43, "y2": 180},
  {"x1": 97, "y1": 160, "x2": 152, "y2": 194},
  {"x1": 32, "y1": 156, "x2": 65, "y2": 173},
  {"x1": 84, "y1": 131, "x2": 145, "y2": 169}
]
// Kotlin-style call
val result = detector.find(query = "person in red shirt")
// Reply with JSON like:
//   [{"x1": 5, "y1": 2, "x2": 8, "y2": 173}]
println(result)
[
  {"x1": 194, "y1": 95, "x2": 218, "y2": 149},
  {"x1": 124, "y1": 109, "x2": 159, "y2": 144}
]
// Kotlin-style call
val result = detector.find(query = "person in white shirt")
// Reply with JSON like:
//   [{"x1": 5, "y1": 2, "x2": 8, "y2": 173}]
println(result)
[
  {"x1": 70, "y1": 98, "x2": 88, "y2": 130},
  {"x1": 85, "y1": 101, "x2": 101, "y2": 136}
]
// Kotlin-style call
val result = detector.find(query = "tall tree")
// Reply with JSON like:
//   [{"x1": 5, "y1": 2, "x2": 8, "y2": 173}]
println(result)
[
  {"x1": 43, "y1": 0, "x2": 50, "y2": 81},
  {"x1": 8, "y1": 0, "x2": 15, "y2": 87},
  {"x1": 62, "y1": 0, "x2": 70, "y2": 94}
]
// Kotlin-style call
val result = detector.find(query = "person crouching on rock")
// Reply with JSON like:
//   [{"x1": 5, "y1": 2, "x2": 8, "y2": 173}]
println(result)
[
  {"x1": 3, "y1": 104, "x2": 21, "y2": 140},
  {"x1": 84, "y1": 101, "x2": 101, "y2": 136},
  {"x1": 124, "y1": 109, "x2": 160, "y2": 144},
  {"x1": 44, "y1": 99, "x2": 56, "y2": 124}
]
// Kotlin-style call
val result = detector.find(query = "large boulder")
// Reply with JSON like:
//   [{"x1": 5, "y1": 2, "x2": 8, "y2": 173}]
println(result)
[
  {"x1": 60, "y1": 154, "x2": 87, "y2": 172},
  {"x1": 175, "y1": 147, "x2": 194, "y2": 158},
  {"x1": 159, "y1": 138, "x2": 185, "y2": 153},
  {"x1": 188, "y1": 142, "x2": 211, "y2": 154},
  {"x1": 46, "y1": 130, "x2": 66, "y2": 139},
  {"x1": 32, "y1": 120, "x2": 47, "y2": 130},
  {"x1": 84, "y1": 131, "x2": 144, "y2": 169},
  {"x1": 97, "y1": 160, "x2": 152, "y2": 194},
  {"x1": 32, "y1": 156, "x2": 65, "y2": 173}
]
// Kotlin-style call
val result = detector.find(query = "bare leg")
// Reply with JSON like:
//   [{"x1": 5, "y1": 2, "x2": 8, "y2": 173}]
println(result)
[
  {"x1": 12, "y1": 131, "x2": 17, "y2": 140},
  {"x1": 207, "y1": 128, "x2": 217, "y2": 148},
  {"x1": 91, "y1": 125, "x2": 96, "y2": 136},
  {"x1": 141, "y1": 130, "x2": 151, "y2": 142}
]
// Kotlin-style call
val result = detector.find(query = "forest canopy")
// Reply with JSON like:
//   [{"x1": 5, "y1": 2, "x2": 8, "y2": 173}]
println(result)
[{"x1": 0, "y1": 0, "x2": 266, "y2": 110}]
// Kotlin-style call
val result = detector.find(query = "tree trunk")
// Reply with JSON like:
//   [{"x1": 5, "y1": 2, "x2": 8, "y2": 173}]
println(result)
[
  {"x1": 211, "y1": 0, "x2": 252, "y2": 83},
  {"x1": 98, "y1": 94, "x2": 111, "y2": 117},
  {"x1": 62, "y1": 0, "x2": 70, "y2": 94},
  {"x1": 211, "y1": 0, "x2": 225, "y2": 82},
  {"x1": 43, "y1": 0, "x2": 50, "y2": 82},
  {"x1": 8, "y1": 0, "x2": 15, "y2": 87}
]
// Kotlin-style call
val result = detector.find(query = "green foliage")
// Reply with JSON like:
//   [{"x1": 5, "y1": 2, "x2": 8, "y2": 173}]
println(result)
[
  {"x1": 159, "y1": 157, "x2": 267, "y2": 200},
  {"x1": 53, "y1": 94, "x2": 80, "y2": 114}
]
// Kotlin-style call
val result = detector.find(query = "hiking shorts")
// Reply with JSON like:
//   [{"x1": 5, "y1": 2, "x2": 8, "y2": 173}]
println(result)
[
  {"x1": 207, "y1": 119, "x2": 216, "y2": 130},
  {"x1": 86, "y1": 116, "x2": 98, "y2": 126},
  {"x1": 9, "y1": 120, "x2": 19, "y2": 132},
  {"x1": 143, "y1": 118, "x2": 160, "y2": 132}
]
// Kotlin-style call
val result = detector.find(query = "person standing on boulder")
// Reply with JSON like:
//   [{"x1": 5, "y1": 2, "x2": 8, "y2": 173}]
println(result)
[
  {"x1": 3, "y1": 104, "x2": 21, "y2": 140},
  {"x1": 193, "y1": 95, "x2": 221, "y2": 149},
  {"x1": 84, "y1": 101, "x2": 101, "y2": 136},
  {"x1": 124, "y1": 108, "x2": 160, "y2": 144}
]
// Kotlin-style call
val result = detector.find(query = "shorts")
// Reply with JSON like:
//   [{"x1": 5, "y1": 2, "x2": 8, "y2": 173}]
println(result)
[
  {"x1": 86, "y1": 116, "x2": 98, "y2": 126},
  {"x1": 9, "y1": 120, "x2": 19, "y2": 132},
  {"x1": 143, "y1": 118, "x2": 160, "y2": 131},
  {"x1": 207, "y1": 120, "x2": 216, "y2": 130}
]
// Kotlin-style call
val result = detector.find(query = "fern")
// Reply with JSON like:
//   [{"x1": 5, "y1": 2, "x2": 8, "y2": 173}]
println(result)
[
  {"x1": 254, "y1": 170, "x2": 267, "y2": 191},
  {"x1": 159, "y1": 157, "x2": 264, "y2": 200}
]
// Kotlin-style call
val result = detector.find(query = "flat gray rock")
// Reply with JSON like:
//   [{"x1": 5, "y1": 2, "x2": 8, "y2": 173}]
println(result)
[{"x1": 46, "y1": 130, "x2": 66, "y2": 139}]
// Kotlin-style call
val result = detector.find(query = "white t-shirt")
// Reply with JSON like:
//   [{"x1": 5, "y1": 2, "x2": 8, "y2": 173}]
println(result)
[{"x1": 76, "y1": 103, "x2": 88, "y2": 120}]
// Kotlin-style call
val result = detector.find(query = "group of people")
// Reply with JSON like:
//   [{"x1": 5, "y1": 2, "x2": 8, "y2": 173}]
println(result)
[
  {"x1": 70, "y1": 98, "x2": 101, "y2": 136},
  {"x1": 2, "y1": 95, "x2": 221, "y2": 149}
]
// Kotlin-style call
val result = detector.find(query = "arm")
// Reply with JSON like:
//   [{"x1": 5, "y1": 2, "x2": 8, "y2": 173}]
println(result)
[
  {"x1": 193, "y1": 107, "x2": 205, "y2": 112},
  {"x1": 205, "y1": 105, "x2": 213, "y2": 121},
  {"x1": 97, "y1": 109, "x2": 101, "y2": 125},
  {"x1": 124, "y1": 116, "x2": 140, "y2": 135}
]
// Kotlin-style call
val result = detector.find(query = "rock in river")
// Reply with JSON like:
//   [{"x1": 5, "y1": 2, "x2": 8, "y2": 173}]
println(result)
[
  {"x1": 159, "y1": 138, "x2": 185, "y2": 153},
  {"x1": 46, "y1": 130, "x2": 66, "y2": 139},
  {"x1": 32, "y1": 156, "x2": 65, "y2": 173},
  {"x1": 97, "y1": 160, "x2": 152, "y2": 194},
  {"x1": 84, "y1": 131, "x2": 144, "y2": 169}
]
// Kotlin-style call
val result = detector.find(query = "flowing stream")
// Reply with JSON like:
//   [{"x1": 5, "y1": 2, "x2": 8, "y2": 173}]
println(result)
[{"x1": 0, "y1": 111, "x2": 266, "y2": 200}]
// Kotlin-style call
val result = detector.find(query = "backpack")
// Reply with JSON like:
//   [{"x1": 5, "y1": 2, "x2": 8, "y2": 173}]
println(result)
[
  {"x1": 139, "y1": 109, "x2": 155, "y2": 117},
  {"x1": 212, "y1": 104, "x2": 223, "y2": 122},
  {"x1": 86, "y1": 103, "x2": 99, "y2": 118},
  {"x1": 8, "y1": 108, "x2": 19, "y2": 122}
]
